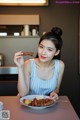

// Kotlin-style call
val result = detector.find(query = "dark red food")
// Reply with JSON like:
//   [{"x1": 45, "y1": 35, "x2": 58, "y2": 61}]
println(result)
[
  {"x1": 27, "y1": 98, "x2": 54, "y2": 107},
  {"x1": 23, "y1": 52, "x2": 33, "y2": 56}
]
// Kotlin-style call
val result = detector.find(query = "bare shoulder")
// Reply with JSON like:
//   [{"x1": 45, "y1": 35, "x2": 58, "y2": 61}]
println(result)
[
  {"x1": 59, "y1": 60, "x2": 65, "y2": 69},
  {"x1": 24, "y1": 58, "x2": 38, "y2": 70},
  {"x1": 24, "y1": 58, "x2": 38, "y2": 64},
  {"x1": 24, "y1": 59, "x2": 31, "y2": 73},
  {"x1": 24, "y1": 59, "x2": 31, "y2": 66}
]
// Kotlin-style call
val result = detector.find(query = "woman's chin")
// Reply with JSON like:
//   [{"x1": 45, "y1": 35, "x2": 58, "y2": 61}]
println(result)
[{"x1": 39, "y1": 58, "x2": 47, "y2": 62}]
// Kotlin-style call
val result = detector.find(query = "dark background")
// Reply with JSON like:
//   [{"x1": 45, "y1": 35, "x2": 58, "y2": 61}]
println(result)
[{"x1": 0, "y1": 0, "x2": 80, "y2": 117}]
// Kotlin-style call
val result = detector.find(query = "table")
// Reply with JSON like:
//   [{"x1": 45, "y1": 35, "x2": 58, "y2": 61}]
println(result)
[{"x1": 0, "y1": 96, "x2": 79, "y2": 120}]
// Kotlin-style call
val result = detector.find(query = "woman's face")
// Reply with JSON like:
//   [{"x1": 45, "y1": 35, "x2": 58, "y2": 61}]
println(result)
[{"x1": 38, "y1": 39, "x2": 59, "y2": 62}]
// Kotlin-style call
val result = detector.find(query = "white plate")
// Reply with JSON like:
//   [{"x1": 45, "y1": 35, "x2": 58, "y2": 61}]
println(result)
[{"x1": 20, "y1": 95, "x2": 56, "y2": 110}]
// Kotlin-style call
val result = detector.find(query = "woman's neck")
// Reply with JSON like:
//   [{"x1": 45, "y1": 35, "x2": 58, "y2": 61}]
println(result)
[
  {"x1": 37, "y1": 58, "x2": 54, "y2": 68},
  {"x1": 35, "y1": 58, "x2": 55, "y2": 80}
]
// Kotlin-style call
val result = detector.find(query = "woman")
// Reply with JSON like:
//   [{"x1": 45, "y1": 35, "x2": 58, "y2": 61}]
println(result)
[{"x1": 14, "y1": 27, "x2": 65, "y2": 99}]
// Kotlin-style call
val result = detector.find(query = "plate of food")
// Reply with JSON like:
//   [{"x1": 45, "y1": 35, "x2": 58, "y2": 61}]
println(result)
[{"x1": 20, "y1": 95, "x2": 57, "y2": 110}]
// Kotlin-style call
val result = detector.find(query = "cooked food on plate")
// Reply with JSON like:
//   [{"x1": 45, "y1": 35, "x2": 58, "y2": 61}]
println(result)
[{"x1": 23, "y1": 97, "x2": 54, "y2": 107}]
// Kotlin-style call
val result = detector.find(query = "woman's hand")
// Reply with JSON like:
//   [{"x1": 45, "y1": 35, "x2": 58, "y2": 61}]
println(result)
[
  {"x1": 50, "y1": 91, "x2": 59, "y2": 101},
  {"x1": 14, "y1": 51, "x2": 24, "y2": 68}
]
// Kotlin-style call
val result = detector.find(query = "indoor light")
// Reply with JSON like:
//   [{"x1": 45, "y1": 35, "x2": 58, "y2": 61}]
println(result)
[{"x1": 0, "y1": 0, "x2": 48, "y2": 6}]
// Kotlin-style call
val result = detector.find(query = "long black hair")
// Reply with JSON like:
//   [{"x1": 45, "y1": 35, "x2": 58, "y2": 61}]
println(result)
[{"x1": 36, "y1": 27, "x2": 63, "y2": 60}]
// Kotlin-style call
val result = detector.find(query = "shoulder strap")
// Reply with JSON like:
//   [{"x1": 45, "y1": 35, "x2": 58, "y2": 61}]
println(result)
[
  {"x1": 30, "y1": 59, "x2": 36, "y2": 77},
  {"x1": 54, "y1": 60, "x2": 60, "y2": 77}
]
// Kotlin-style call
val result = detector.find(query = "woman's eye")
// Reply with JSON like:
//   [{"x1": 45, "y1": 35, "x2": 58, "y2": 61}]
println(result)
[
  {"x1": 39, "y1": 45, "x2": 43, "y2": 48},
  {"x1": 48, "y1": 49, "x2": 53, "y2": 51}
]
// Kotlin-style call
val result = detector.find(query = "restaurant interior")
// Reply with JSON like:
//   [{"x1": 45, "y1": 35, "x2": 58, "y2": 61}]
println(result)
[{"x1": 0, "y1": 0, "x2": 80, "y2": 118}]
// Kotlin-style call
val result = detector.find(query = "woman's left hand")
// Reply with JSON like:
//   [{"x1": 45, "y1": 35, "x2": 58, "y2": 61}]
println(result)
[{"x1": 50, "y1": 92, "x2": 59, "y2": 101}]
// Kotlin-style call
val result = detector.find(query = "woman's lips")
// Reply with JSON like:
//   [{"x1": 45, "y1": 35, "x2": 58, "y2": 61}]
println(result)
[{"x1": 41, "y1": 55, "x2": 46, "y2": 59}]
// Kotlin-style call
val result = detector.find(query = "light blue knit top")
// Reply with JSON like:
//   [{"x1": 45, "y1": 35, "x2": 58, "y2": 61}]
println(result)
[{"x1": 30, "y1": 59, "x2": 60, "y2": 95}]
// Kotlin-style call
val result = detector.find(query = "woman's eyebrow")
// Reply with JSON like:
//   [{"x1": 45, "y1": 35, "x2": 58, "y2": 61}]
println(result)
[
  {"x1": 40, "y1": 43, "x2": 54, "y2": 50},
  {"x1": 47, "y1": 47, "x2": 54, "y2": 50},
  {"x1": 39, "y1": 43, "x2": 43, "y2": 46}
]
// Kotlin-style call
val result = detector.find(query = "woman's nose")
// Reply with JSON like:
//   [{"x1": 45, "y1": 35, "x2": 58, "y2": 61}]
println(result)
[{"x1": 42, "y1": 49, "x2": 46, "y2": 55}]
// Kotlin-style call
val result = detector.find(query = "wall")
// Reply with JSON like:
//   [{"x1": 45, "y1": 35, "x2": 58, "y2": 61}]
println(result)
[
  {"x1": 0, "y1": 37, "x2": 39, "y2": 65},
  {"x1": 0, "y1": 0, "x2": 80, "y2": 117}
]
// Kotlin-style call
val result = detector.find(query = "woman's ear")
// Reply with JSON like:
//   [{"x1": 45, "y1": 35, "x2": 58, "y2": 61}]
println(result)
[{"x1": 55, "y1": 50, "x2": 60, "y2": 56}]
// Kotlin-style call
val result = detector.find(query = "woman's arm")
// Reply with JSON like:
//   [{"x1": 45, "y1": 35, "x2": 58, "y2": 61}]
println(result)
[
  {"x1": 50, "y1": 60, "x2": 65, "y2": 98},
  {"x1": 14, "y1": 51, "x2": 31, "y2": 97},
  {"x1": 18, "y1": 60, "x2": 31, "y2": 97}
]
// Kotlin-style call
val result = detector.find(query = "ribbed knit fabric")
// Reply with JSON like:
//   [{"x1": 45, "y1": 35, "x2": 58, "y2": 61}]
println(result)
[{"x1": 29, "y1": 59, "x2": 60, "y2": 95}]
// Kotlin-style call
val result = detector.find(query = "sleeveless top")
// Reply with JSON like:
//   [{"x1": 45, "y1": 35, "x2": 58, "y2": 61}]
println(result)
[{"x1": 29, "y1": 59, "x2": 60, "y2": 95}]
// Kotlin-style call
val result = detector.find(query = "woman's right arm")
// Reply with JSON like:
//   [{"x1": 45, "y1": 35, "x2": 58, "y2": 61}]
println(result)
[{"x1": 14, "y1": 51, "x2": 30, "y2": 97}]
